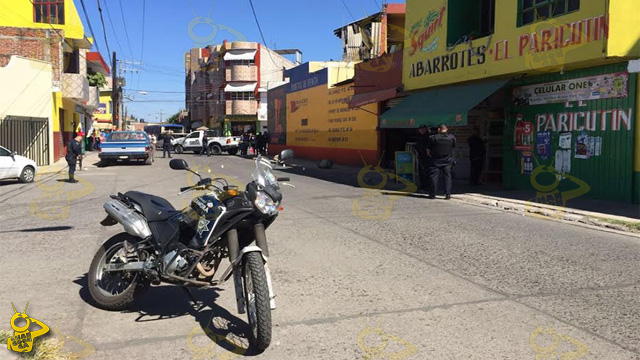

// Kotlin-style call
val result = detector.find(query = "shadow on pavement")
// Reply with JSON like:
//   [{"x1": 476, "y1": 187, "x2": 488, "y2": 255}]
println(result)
[{"x1": 74, "y1": 273, "x2": 259, "y2": 356}]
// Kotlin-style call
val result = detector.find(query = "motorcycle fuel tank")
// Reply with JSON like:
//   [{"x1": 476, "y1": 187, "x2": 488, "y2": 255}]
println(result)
[{"x1": 190, "y1": 194, "x2": 224, "y2": 245}]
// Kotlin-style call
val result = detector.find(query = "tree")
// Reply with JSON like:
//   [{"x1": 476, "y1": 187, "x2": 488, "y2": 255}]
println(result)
[
  {"x1": 166, "y1": 111, "x2": 182, "y2": 124},
  {"x1": 87, "y1": 72, "x2": 107, "y2": 88}
]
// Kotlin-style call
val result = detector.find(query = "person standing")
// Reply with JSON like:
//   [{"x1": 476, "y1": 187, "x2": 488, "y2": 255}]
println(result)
[
  {"x1": 427, "y1": 124, "x2": 456, "y2": 200},
  {"x1": 149, "y1": 134, "x2": 157, "y2": 162},
  {"x1": 65, "y1": 131, "x2": 84, "y2": 183},
  {"x1": 414, "y1": 125, "x2": 431, "y2": 191},
  {"x1": 256, "y1": 132, "x2": 267, "y2": 156},
  {"x1": 162, "y1": 131, "x2": 174, "y2": 158},
  {"x1": 202, "y1": 131, "x2": 210, "y2": 156},
  {"x1": 263, "y1": 130, "x2": 271, "y2": 155},
  {"x1": 468, "y1": 127, "x2": 487, "y2": 185}
]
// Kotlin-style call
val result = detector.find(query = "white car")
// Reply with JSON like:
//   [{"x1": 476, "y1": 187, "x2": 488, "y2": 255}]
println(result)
[{"x1": 0, "y1": 146, "x2": 37, "y2": 183}]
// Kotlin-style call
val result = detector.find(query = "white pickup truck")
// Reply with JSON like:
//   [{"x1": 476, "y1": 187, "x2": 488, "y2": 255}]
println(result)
[{"x1": 173, "y1": 130, "x2": 240, "y2": 155}]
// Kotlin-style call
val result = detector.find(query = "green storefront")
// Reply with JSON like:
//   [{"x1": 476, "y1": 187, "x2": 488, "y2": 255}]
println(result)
[{"x1": 503, "y1": 63, "x2": 638, "y2": 204}]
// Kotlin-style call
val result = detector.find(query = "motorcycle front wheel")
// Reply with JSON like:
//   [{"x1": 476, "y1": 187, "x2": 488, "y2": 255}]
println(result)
[
  {"x1": 243, "y1": 252, "x2": 272, "y2": 352},
  {"x1": 88, "y1": 233, "x2": 145, "y2": 311}
]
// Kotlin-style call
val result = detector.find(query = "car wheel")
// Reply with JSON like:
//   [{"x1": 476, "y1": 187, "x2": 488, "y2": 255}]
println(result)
[
  {"x1": 210, "y1": 144, "x2": 222, "y2": 155},
  {"x1": 174, "y1": 145, "x2": 184, "y2": 154},
  {"x1": 19, "y1": 166, "x2": 35, "y2": 183}
]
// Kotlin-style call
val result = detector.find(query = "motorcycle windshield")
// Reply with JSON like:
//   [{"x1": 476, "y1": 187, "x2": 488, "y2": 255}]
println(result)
[{"x1": 252, "y1": 156, "x2": 280, "y2": 192}]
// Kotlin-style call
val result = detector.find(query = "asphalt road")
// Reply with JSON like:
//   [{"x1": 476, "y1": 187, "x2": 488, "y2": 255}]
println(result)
[{"x1": 1, "y1": 153, "x2": 639, "y2": 360}]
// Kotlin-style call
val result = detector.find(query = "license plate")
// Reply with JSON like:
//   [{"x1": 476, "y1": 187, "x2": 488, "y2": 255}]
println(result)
[{"x1": 119, "y1": 156, "x2": 128, "y2": 159}]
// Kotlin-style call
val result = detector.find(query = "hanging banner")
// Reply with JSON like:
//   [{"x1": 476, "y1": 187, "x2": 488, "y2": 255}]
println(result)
[{"x1": 512, "y1": 72, "x2": 629, "y2": 106}]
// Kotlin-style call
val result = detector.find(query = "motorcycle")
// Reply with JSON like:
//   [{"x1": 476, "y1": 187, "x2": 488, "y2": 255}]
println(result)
[{"x1": 87, "y1": 150, "x2": 294, "y2": 352}]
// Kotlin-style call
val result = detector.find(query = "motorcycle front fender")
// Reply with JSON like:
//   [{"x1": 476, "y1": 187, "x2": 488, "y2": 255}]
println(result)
[{"x1": 231, "y1": 246, "x2": 276, "y2": 313}]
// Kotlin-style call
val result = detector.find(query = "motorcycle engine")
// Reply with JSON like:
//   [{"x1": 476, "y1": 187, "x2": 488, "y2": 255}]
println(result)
[{"x1": 163, "y1": 250, "x2": 189, "y2": 275}]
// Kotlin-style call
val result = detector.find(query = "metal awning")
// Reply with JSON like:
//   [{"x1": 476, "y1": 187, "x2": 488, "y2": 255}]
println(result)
[
  {"x1": 380, "y1": 79, "x2": 510, "y2": 128},
  {"x1": 348, "y1": 88, "x2": 397, "y2": 108},
  {"x1": 224, "y1": 82, "x2": 257, "y2": 92},
  {"x1": 223, "y1": 50, "x2": 257, "y2": 61}
]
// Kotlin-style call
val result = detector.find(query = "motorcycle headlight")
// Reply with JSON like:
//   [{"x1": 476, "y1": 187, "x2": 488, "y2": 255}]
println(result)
[{"x1": 255, "y1": 191, "x2": 278, "y2": 215}]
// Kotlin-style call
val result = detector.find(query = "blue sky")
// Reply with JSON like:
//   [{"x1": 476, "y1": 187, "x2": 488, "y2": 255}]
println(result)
[{"x1": 79, "y1": 0, "x2": 399, "y2": 123}]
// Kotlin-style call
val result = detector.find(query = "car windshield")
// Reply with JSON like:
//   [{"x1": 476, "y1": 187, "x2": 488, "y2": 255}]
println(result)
[{"x1": 252, "y1": 156, "x2": 279, "y2": 191}]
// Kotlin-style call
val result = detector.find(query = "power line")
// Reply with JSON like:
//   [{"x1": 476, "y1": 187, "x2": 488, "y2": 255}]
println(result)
[
  {"x1": 79, "y1": 0, "x2": 102, "y2": 57},
  {"x1": 96, "y1": 0, "x2": 111, "y2": 61},
  {"x1": 118, "y1": 0, "x2": 134, "y2": 58},
  {"x1": 103, "y1": 0, "x2": 124, "y2": 55},
  {"x1": 340, "y1": 0, "x2": 357, "y2": 21},
  {"x1": 138, "y1": 0, "x2": 147, "y2": 89},
  {"x1": 372, "y1": 0, "x2": 380, "y2": 9},
  {"x1": 248, "y1": 0, "x2": 280, "y2": 72}
]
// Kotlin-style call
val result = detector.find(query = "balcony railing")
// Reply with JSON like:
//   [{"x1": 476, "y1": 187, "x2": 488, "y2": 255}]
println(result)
[
  {"x1": 225, "y1": 100, "x2": 257, "y2": 116},
  {"x1": 62, "y1": 73, "x2": 89, "y2": 101},
  {"x1": 225, "y1": 65, "x2": 258, "y2": 82}
]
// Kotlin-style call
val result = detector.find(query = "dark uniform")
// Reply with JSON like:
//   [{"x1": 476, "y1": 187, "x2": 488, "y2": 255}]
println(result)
[
  {"x1": 162, "y1": 133, "x2": 174, "y2": 158},
  {"x1": 468, "y1": 134, "x2": 487, "y2": 185},
  {"x1": 415, "y1": 132, "x2": 431, "y2": 190},
  {"x1": 428, "y1": 132, "x2": 456, "y2": 198},
  {"x1": 202, "y1": 133, "x2": 209, "y2": 156},
  {"x1": 65, "y1": 138, "x2": 83, "y2": 182}
]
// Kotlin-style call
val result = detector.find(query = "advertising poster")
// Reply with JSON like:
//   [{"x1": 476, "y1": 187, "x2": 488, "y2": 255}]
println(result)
[
  {"x1": 514, "y1": 118, "x2": 534, "y2": 150},
  {"x1": 395, "y1": 151, "x2": 415, "y2": 183},
  {"x1": 559, "y1": 133, "x2": 572, "y2": 149},
  {"x1": 521, "y1": 151, "x2": 534, "y2": 175},
  {"x1": 574, "y1": 131, "x2": 590, "y2": 159},
  {"x1": 93, "y1": 103, "x2": 107, "y2": 115},
  {"x1": 536, "y1": 131, "x2": 551, "y2": 160},
  {"x1": 512, "y1": 72, "x2": 629, "y2": 105},
  {"x1": 267, "y1": 85, "x2": 287, "y2": 145}
]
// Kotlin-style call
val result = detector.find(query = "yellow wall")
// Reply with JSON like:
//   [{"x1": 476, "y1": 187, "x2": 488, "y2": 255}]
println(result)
[
  {"x1": 0, "y1": 0, "x2": 86, "y2": 39},
  {"x1": 92, "y1": 93, "x2": 112, "y2": 122},
  {"x1": 403, "y1": 0, "x2": 638, "y2": 90},
  {"x1": 608, "y1": 0, "x2": 640, "y2": 57},
  {"x1": 286, "y1": 83, "x2": 378, "y2": 150}
]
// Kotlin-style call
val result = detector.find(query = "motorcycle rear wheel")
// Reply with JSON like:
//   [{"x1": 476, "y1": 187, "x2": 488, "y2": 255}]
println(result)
[
  {"x1": 243, "y1": 252, "x2": 272, "y2": 352},
  {"x1": 88, "y1": 233, "x2": 145, "y2": 311}
]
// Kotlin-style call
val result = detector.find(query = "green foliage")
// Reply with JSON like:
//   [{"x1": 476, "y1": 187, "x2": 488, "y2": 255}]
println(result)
[
  {"x1": 166, "y1": 112, "x2": 181, "y2": 124},
  {"x1": 87, "y1": 72, "x2": 107, "y2": 88}
]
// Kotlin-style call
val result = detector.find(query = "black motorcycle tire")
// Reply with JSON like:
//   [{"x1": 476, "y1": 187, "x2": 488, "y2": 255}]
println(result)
[
  {"x1": 88, "y1": 233, "x2": 146, "y2": 311},
  {"x1": 243, "y1": 252, "x2": 272, "y2": 352}
]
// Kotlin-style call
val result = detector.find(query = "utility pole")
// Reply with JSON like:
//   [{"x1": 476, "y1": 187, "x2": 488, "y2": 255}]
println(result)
[
  {"x1": 112, "y1": 51, "x2": 117, "y2": 127},
  {"x1": 159, "y1": 109, "x2": 164, "y2": 123}
]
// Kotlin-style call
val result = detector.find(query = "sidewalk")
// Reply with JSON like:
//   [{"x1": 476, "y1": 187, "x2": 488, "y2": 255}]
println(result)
[
  {"x1": 38, "y1": 152, "x2": 98, "y2": 175},
  {"x1": 274, "y1": 156, "x2": 640, "y2": 235}
]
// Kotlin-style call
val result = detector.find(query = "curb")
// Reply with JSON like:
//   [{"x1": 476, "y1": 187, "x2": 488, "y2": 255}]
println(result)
[
  {"x1": 38, "y1": 152, "x2": 99, "y2": 175},
  {"x1": 453, "y1": 193, "x2": 640, "y2": 237}
]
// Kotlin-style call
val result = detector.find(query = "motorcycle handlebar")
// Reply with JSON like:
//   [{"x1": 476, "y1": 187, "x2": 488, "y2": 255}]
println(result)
[
  {"x1": 180, "y1": 186, "x2": 193, "y2": 192},
  {"x1": 277, "y1": 177, "x2": 290, "y2": 182}
]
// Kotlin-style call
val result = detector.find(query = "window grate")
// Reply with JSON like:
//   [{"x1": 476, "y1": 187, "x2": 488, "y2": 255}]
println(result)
[
  {"x1": 34, "y1": 0, "x2": 65, "y2": 25},
  {"x1": 519, "y1": 0, "x2": 580, "y2": 26}
]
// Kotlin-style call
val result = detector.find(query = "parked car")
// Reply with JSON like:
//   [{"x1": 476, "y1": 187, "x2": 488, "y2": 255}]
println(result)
[
  {"x1": 173, "y1": 130, "x2": 239, "y2": 155},
  {"x1": 99, "y1": 131, "x2": 152, "y2": 166},
  {"x1": 155, "y1": 132, "x2": 187, "y2": 150},
  {"x1": 0, "y1": 145, "x2": 37, "y2": 183}
]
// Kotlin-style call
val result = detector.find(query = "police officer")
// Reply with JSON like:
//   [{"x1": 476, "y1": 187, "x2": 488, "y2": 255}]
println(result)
[
  {"x1": 65, "y1": 131, "x2": 84, "y2": 183},
  {"x1": 202, "y1": 131, "x2": 209, "y2": 156},
  {"x1": 427, "y1": 124, "x2": 456, "y2": 199},
  {"x1": 162, "y1": 131, "x2": 174, "y2": 158},
  {"x1": 414, "y1": 125, "x2": 431, "y2": 191}
]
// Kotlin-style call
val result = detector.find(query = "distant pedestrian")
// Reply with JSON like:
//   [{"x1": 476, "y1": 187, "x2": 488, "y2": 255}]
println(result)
[
  {"x1": 256, "y1": 132, "x2": 267, "y2": 156},
  {"x1": 240, "y1": 133, "x2": 250, "y2": 156},
  {"x1": 162, "y1": 131, "x2": 174, "y2": 158},
  {"x1": 149, "y1": 134, "x2": 157, "y2": 162},
  {"x1": 263, "y1": 131, "x2": 271, "y2": 155},
  {"x1": 202, "y1": 131, "x2": 210, "y2": 156},
  {"x1": 427, "y1": 124, "x2": 456, "y2": 200},
  {"x1": 65, "y1": 131, "x2": 84, "y2": 183},
  {"x1": 468, "y1": 127, "x2": 487, "y2": 185}
]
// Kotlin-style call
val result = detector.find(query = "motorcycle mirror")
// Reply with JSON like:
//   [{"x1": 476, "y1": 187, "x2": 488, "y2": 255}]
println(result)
[
  {"x1": 279, "y1": 149, "x2": 294, "y2": 161},
  {"x1": 169, "y1": 159, "x2": 189, "y2": 170}
]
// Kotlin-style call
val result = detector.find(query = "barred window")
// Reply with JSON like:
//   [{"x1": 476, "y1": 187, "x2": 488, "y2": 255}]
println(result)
[
  {"x1": 34, "y1": 0, "x2": 65, "y2": 25},
  {"x1": 520, "y1": 0, "x2": 580, "y2": 26}
]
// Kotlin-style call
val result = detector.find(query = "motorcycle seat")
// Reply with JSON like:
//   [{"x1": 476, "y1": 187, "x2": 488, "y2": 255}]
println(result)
[{"x1": 124, "y1": 191, "x2": 179, "y2": 222}]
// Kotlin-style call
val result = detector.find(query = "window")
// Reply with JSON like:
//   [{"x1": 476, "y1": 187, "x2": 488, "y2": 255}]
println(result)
[
  {"x1": 187, "y1": 132, "x2": 200, "y2": 139},
  {"x1": 301, "y1": 119, "x2": 308, "y2": 126},
  {"x1": 230, "y1": 92, "x2": 255, "y2": 101},
  {"x1": 447, "y1": 0, "x2": 495, "y2": 47},
  {"x1": 520, "y1": 0, "x2": 580, "y2": 26},
  {"x1": 229, "y1": 59, "x2": 255, "y2": 66},
  {"x1": 0, "y1": 147, "x2": 11, "y2": 156},
  {"x1": 34, "y1": 0, "x2": 65, "y2": 25}
]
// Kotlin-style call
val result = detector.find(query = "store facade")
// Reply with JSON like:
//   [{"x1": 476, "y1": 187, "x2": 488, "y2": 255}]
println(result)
[{"x1": 395, "y1": 0, "x2": 640, "y2": 200}]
